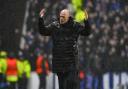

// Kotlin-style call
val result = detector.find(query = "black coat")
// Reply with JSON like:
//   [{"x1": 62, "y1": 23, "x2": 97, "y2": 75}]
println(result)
[{"x1": 39, "y1": 17, "x2": 91, "y2": 73}]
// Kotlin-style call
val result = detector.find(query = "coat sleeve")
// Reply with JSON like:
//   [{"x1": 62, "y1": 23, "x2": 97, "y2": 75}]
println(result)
[
  {"x1": 74, "y1": 20, "x2": 91, "y2": 36},
  {"x1": 38, "y1": 17, "x2": 55, "y2": 36}
]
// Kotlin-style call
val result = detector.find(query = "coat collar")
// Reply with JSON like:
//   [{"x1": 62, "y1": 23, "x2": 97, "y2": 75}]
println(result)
[{"x1": 60, "y1": 17, "x2": 74, "y2": 27}]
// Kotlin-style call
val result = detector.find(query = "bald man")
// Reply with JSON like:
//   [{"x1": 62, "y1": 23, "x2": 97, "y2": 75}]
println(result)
[{"x1": 39, "y1": 8, "x2": 91, "y2": 89}]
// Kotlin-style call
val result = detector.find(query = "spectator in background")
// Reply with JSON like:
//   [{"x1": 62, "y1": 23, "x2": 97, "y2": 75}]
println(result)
[
  {"x1": 6, "y1": 52, "x2": 19, "y2": 89},
  {"x1": 0, "y1": 51, "x2": 7, "y2": 88},
  {"x1": 18, "y1": 53, "x2": 31, "y2": 89},
  {"x1": 79, "y1": 70, "x2": 86, "y2": 89},
  {"x1": 36, "y1": 54, "x2": 50, "y2": 89}
]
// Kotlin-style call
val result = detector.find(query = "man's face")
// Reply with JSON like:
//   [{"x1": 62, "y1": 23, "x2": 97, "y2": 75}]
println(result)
[{"x1": 59, "y1": 9, "x2": 70, "y2": 24}]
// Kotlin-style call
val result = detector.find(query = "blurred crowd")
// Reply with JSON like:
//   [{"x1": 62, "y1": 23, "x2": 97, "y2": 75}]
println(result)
[{"x1": 83, "y1": 0, "x2": 128, "y2": 73}]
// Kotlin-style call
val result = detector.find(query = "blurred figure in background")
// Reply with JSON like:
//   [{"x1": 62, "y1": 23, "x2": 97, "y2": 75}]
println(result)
[
  {"x1": 18, "y1": 53, "x2": 31, "y2": 89},
  {"x1": 6, "y1": 52, "x2": 19, "y2": 89},
  {"x1": 0, "y1": 51, "x2": 8, "y2": 88},
  {"x1": 17, "y1": 58, "x2": 24, "y2": 89},
  {"x1": 22, "y1": 59, "x2": 31, "y2": 89},
  {"x1": 36, "y1": 54, "x2": 50, "y2": 89},
  {"x1": 20, "y1": 60, "x2": 31, "y2": 89},
  {"x1": 79, "y1": 70, "x2": 86, "y2": 89}
]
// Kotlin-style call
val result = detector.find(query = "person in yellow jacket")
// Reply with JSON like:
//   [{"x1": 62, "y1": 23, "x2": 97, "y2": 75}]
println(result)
[
  {"x1": 0, "y1": 51, "x2": 7, "y2": 73},
  {"x1": 17, "y1": 59, "x2": 24, "y2": 89},
  {"x1": 0, "y1": 51, "x2": 8, "y2": 88},
  {"x1": 18, "y1": 57, "x2": 31, "y2": 89},
  {"x1": 17, "y1": 59, "x2": 24, "y2": 79},
  {"x1": 71, "y1": 0, "x2": 88, "y2": 23},
  {"x1": 75, "y1": 8, "x2": 88, "y2": 23},
  {"x1": 23, "y1": 59, "x2": 31, "y2": 79},
  {"x1": 71, "y1": 0, "x2": 82, "y2": 11}
]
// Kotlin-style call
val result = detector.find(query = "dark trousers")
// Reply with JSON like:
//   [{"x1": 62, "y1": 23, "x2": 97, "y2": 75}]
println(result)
[
  {"x1": 57, "y1": 70, "x2": 79, "y2": 89},
  {"x1": 39, "y1": 74, "x2": 46, "y2": 89}
]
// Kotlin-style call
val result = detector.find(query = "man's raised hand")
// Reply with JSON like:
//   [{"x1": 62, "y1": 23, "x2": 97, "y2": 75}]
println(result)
[{"x1": 39, "y1": 8, "x2": 45, "y2": 18}]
